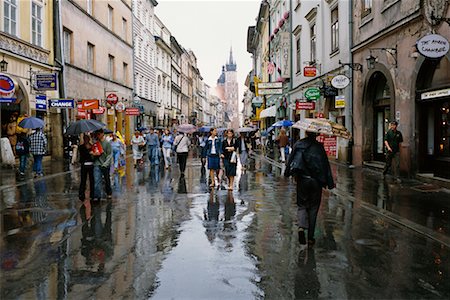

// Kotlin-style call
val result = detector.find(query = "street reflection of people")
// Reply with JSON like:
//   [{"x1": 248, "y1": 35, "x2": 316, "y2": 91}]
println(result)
[
  {"x1": 224, "y1": 191, "x2": 236, "y2": 222},
  {"x1": 177, "y1": 175, "x2": 187, "y2": 194},
  {"x1": 80, "y1": 202, "x2": 113, "y2": 273},
  {"x1": 203, "y1": 192, "x2": 220, "y2": 243},
  {"x1": 294, "y1": 249, "x2": 320, "y2": 299}
]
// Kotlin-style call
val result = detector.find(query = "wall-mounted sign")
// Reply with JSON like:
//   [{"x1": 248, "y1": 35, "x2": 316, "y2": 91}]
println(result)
[
  {"x1": 296, "y1": 101, "x2": 316, "y2": 110},
  {"x1": 107, "y1": 108, "x2": 115, "y2": 115},
  {"x1": 331, "y1": 75, "x2": 350, "y2": 89},
  {"x1": 35, "y1": 73, "x2": 57, "y2": 91},
  {"x1": 36, "y1": 94, "x2": 47, "y2": 111},
  {"x1": 416, "y1": 34, "x2": 449, "y2": 58},
  {"x1": 304, "y1": 87, "x2": 321, "y2": 100},
  {"x1": 258, "y1": 88, "x2": 283, "y2": 95},
  {"x1": 106, "y1": 93, "x2": 118, "y2": 105},
  {"x1": 0, "y1": 74, "x2": 15, "y2": 98},
  {"x1": 258, "y1": 82, "x2": 283, "y2": 89},
  {"x1": 317, "y1": 135, "x2": 337, "y2": 157},
  {"x1": 126, "y1": 107, "x2": 140, "y2": 116},
  {"x1": 93, "y1": 107, "x2": 105, "y2": 114},
  {"x1": 82, "y1": 99, "x2": 99, "y2": 110},
  {"x1": 280, "y1": 32, "x2": 291, "y2": 78},
  {"x1": 77, "y1": 104, "x2": 86, "y2": 117},
  {"x1": 49, "y1": 99, "x2": 75, "y2": 108},
  {"x1": 303, "y1": 66, "x2": 317, "y2": 77},
  {"x1": 335, "y1": 95, "x2": 346, "y2": 108},
  {"x1": 115, "y1": 102, "x2": 125, "y2": 112},
  {"x1": 0, "y1": 98, "x2": 16, "y2": 103},
  {"x1": 421, "y1": 88, "x2": 450, "y2": 100}
]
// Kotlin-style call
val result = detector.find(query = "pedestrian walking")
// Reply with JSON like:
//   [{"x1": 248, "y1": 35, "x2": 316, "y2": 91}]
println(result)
[
  {"x1": 132, "y1": 131, "x2": 145, "y2": 167},
  {"x1": 92, "y1": 129, "x2": 113, "y2": 201},
  {"x1": 205, "y1": 128, "x2": 222, "y2": 188},
  {"x1": 78, "y1": 134, "x2": 94, "y2": 202},
  {"x1": 276, "y1": 128, "x2": 289, "y2": 163},
  {"x1": 29, "y1": 127, "x2": 47, "y2": 177},
  {"x1": 15, "y1": 133, "x2": 30, "y2": 176},
  {"x1": 236, "y1": 132, "x2": 251, "y2": 170},
  {"x1": 198, "y1": 133, "x2": 208, "y2": 169},
  {"x1": 161, "y1": 129, "x2": 174, "y2": 169},
  {"x1": 383, "y1": 121, "x2": 403, "y2": 181},
  {"x1": 221, "y1": 129, "x2": 238, "y2": 190},
  {"x1": 285, "y1": 131, "x2": 335, "y2": 247},
  {"x1": 173, "y1": 131, "x2": 191, "y2": 176},
  {"x1": 146, "y1": 128, "x2": 160, "y2": 165},
  {"x1": 110, "y1": 134, "x2": 123, "y2": 172}
]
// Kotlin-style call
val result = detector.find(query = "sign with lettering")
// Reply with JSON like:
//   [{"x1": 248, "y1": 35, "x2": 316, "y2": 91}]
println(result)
[
  {"x1": 303, "y1": 66, "x2": 316, "y2": 77},
  {"x1": 106, "y1": 93, "x2": 118, "y2": 105},
  {"x1": 335, "y1": 95, "x2": 346, "y2": 108},
  {"x1": 416, "y1": 34, "x2": 449, "y2": 58},
  {"x1": 331, "y1": 75, "x2": 350, "y2": 89},
  {"x1": 35, "y1": 73, "x2": 57, "y2": 90},
  {"x1": 317, "y1": 135, "x2": 337, "y2": 157},
  {"x1": 421, "y1": 88, "x2": 450, "y2": 100},
  {"x1": 296, "y1": 101, "x2": 315, "y2": 110},
  {"x1": 126, "y1": 107, "x2": 140, "y2": 116},
  {"x1": 36, "y1": 94, "x2": 47, "y2": 110},
  {"x1": 49, "y1": 99, "x2": 75, "y2": 108},
  {"x1": 93, "y1": 107, "x2": 105, "y2": 114},
  {"x1": 258, "y1": 82, "x2": 283, "y2": 89},
  {"x1": 304, "y1": 88, "x2": 321, "y2": 100},
  {"x1": 0, "y1": 74, "x2": 15, "y2": 98}
]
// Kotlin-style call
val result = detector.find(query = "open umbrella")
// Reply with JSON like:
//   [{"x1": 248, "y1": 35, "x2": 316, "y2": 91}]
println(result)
[
  {"x1": 198, "y1": 125, "x2": 213, "y2": 133},
  {"x1": 177, "y1": 123, "x2": 197, "y2": 134},
  {"x1": 272, "y1": 120, "x2": 294, "y2": 127},
  {"x1": 237, "y1": 127, "x2": 257, "y2": 133},
  {"x1": 217, "y1": 127, "x2": 227, "y2": 135},
  {"x1": 292, "y1": 118, "x2": 352, "y2": 139},
  {"x1": 104, "y1": 128, "x2": 113, "y2": 134},
  {"x1": 18, "y1": 117, "x2": 44, "y2": 129},
  {"x1": 65, "y1": 119, "x2": 106, "y2": 136}
]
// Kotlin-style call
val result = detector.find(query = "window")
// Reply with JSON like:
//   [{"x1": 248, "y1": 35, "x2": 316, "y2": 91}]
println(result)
[
  {"x1": 31, "y1": 1, "x2": 43, "y2": 47},
  {"x1": 310, "y1": 24, "x2": 316, "y2": 62},
  {"x1": 108, "y1": 5, "x2": 113, "y2": 30},
  {"x1": 108, "y1": 54, "x2": 115, "y2": 80},
  {"x1": 123, "y1": 62, "x2": 128, "y2": 84},
  {"x1": 63, "y1": 28, "x2": 73, "y2": 63},
  {"x1": 362, "y1": 0, "x2": 372, "y2": 17},
  {"x1": 296, "y1": 35, "x2": 301, "y2": 73},
  {"x1": 87, "y1": 42, "x2": 95, "y2": 72},
  {"x1": 122, "y1": 18, "x2": 127, "y2": 40},
  {"x1": 331, "y1": 7, "x2": 339, "y2": 52},
  {"x1": 86, "y1": 0, "x2": 93, "y2": 15},
  {"x1": 3, "y1": 0, "x2": 17, "y2": 36}
]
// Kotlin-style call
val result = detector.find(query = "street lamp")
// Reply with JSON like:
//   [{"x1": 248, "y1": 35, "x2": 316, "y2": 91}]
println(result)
[
  {"x1": 0, "y1": 55, "x2": 8, "y2": 72},
  {"x1": 338, "y1": 60, "x2": 363, "y2": 72},
  {"x1": 366, "y1": 54, "x2": 377, "y2": 70},
  {"x1": 367, "y1": 46, "x2": 397, "y2": 68}
]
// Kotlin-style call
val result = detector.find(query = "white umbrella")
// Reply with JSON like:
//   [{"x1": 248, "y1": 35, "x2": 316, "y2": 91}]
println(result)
[{"x1": 292, "y1": 118, "x2": 352, "y2": 139}]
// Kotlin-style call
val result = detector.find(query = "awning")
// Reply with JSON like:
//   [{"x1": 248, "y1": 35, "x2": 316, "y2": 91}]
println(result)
[{"x1": 259, "y1": 105, "x2": 277, "y2": 118}]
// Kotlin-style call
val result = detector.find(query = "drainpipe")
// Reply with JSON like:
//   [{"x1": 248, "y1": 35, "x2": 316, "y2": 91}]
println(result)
[
  {"x1": 289, "y1": 0, "x2": 294, "y2": 138},
  {"x1": 347, "y1": 0, "x2": 354, "y2": 166}
]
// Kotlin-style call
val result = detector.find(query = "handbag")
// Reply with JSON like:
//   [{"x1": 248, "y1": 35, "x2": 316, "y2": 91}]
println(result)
[
  {"x1": 92, "y1": 141, "x2": 104, "y2": 156},
  {"x1": 230, "y1": 151, "x2": 237, "y2": 164},
  {"x1": 173, "y1": 136, "x2": 184, "y2": 153}
]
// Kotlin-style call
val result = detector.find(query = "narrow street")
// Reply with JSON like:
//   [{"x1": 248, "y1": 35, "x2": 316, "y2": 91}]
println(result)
[{"x1": 1, "y1": 154, "x2": 449, "y2": 299}]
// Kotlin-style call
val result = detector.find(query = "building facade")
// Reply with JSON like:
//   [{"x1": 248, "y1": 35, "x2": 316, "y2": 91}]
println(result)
[{"x1": 170, "y1": 36, "x2": 182, "y2": 126}]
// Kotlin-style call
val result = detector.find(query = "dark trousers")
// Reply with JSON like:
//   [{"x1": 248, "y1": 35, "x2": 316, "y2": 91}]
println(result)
[
  {"x1": 296, "y1": 176, "x2": 322, "y2": 240},
  {"x1": 79, "y1": 165, "x2": 94, "y2": 200},
  {"x1": 383, "y1": 151, "x2": 399, "y2": 177},
  {"x1": 177, "y1": 152, "x2": 188, "y2": 173},
  {"x1": 94, "y1": 165, "x2": 112, "y2": 199}
]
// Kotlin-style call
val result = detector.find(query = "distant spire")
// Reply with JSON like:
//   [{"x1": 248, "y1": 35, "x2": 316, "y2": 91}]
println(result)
[{"x1": 229, "y1": 46, "x2": 234, "y2": 64}]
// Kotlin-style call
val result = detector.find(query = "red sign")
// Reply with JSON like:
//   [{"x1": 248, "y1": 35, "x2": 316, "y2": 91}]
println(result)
[
  {"x1": 106, "y1": 93, "x2": 118, "y2": 105},
  {"x1": 77, "y1": 104, "x2": 86, "y2": 118},
  {"x1": 82, "y1": 99, "x2": 99, "y2": 110},
  {"x1": 296, "y1": 101, "x2": 315, "y2": 110},
  {"x1": 303, "y1": 66, "x2": 317, "y2": 77},
  {"x1": 317, "y1": 135, "x2": 337, "y2": 157},
  {"x1": 125, "y1": 108, "x2": 140, "y2": 116},
  {"x1": 93, "y1": 107, "x2": 105, "y2": 114},
  {"x1": 316, "y1": 112, "x2": 325, "y2": 118}
]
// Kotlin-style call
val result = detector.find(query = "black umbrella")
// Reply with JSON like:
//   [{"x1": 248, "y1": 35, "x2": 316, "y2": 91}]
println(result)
[{"x1": 65, "y1": 119, "x2": 106, "y2": 136}]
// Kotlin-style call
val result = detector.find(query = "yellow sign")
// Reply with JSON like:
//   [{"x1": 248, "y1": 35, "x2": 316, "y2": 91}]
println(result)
[
  {"x1": 254, "y1": 76, "x2": 261, "y2": 97},
  {"x1": 335, "y1": 95, "x2": 345, "y2": 108}
]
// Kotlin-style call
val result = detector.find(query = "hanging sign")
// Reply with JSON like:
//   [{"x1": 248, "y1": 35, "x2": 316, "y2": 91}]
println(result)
[
  {"x1": 296, "y1": 101, "x2": 315, "y2": 110},
  {"x1": 125, "y1": 107, "x2": 140, "y2": 116},
  {"x1": 335, "y1": 95, "x2": 346, "y2": 108},
  {"x1": 331, "y1": 75, "x2": 350, "y2": 89},
  {"x1": 35, "y1": 73, "x2": 57, "y2": 91},
  {"x1": 0, "y1": 74, "x2": 15, "y2": 98},
  {"x1": 303, "y1": 66, "x2": 317, "y2": 77},
  {"x1": 82, "y1": 99, "x2": 99, "y2": 110},
  {"x1": 115, "y1": 102, "x2": 125, "y2": 112},
  {"x1": 304, "y1": 88, "x2": 321, "y2": 100},
  {"x1": 106, "y1": 93, "x2": 118, "y2": 105},
  {"x1": 416, "y1": 34, "x2": 449, "y2": 58},
  {"x1": 107, "y1": 108, "x2": 115, "y2": 115},
  {"x1": 36, "y1": 94, "x2": 47, "y2": 111},
  {"x1": 93, "y1": 107, "x2": 105, "y2": 114},
  {"x1": 49, "y1": 99, "x2": 75, "y2": 108}
]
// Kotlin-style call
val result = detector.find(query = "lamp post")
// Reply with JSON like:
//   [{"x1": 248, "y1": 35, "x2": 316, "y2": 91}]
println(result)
[{"x1": 0, "y1": 55, "x2": 8, "y2": 72}]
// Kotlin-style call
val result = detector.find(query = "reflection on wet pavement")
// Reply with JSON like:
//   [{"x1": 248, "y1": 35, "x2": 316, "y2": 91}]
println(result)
[{"x1": 1, "y1": 156, "x2": 449, "y2": 299}]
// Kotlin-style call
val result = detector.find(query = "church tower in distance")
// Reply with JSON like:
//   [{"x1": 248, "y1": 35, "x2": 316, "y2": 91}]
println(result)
[{"x1": 216, "y1": 47, "x2": 239, "y2": 128}]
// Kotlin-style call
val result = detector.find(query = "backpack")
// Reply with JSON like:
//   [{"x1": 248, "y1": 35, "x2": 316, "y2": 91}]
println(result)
[{"x1": 15, "y1": 139, "x2": 28, "y2": 155}]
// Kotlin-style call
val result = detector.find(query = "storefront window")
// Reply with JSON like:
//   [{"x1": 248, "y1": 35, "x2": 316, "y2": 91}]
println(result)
[{"x1": 438, "y1": 102, "x2": 449, "y2": 156}]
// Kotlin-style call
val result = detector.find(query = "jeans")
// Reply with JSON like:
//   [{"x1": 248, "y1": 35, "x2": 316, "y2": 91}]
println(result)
[
  {"x1": 162, "y1": 147, "x2": 172, "y2": 167},
  {"x1": 177, "y1": 152, "x2": 188, "y2": 173},
  {"x1": 33, "y1": 154, "x2": 43, "y2": 175},
  {"x1": 79, "y1": 165, "x2": 94, "y2": 200},
  {"x1": 296, "y1": 176, "x2": 322, "y2": 240},
  {"x1": 113, "y1": 149, "x2": 120, "y2": 169},
  {"x1": 148, "y1": 145, "x2": 159, "y2": 164},
  {"x1": 19, "y1": 154, "x2": 28, "y2": 174},
  {"x1": 94, "y1": 165, "x2": 112, "y2": 200}
]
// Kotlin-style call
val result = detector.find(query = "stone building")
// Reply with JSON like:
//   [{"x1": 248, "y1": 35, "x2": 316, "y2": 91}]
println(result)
[
  {"x1": 180, "y1": 48, "x2": 192, "y2": 124},
  {"x1": 352, "y1": 0, "x2": 450, "y2": 178},
  {"x1": 170, "y1": 36, "x2": 183, "y2": 126},
  {"x1": 216, "y1": 49, "x2": 239, "y2": 129}
]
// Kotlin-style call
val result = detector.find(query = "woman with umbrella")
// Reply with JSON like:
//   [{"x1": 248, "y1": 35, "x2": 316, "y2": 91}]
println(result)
[
  {"x1": 276, "y1": 128, "x2": 289, "y2": 163},
  {"x1": 78, "y1": 134, "x2": 95, "y2": 204}
]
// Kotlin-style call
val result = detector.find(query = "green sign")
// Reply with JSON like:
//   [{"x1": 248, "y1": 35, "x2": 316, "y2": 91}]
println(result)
[{"x1": 304, "y1": 88, "x2": 321, "y2": 100}]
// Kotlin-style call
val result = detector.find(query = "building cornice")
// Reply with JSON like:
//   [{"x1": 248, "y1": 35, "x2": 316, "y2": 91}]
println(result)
[
  {"x1": 155, "y1": 36, "x2": 175, "y2": 56},
  {"x1": 0, "y1": 32, "x2": 51, "y2": 65}
]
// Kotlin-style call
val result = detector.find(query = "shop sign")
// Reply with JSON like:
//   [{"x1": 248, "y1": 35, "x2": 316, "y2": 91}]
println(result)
[
  {"x1": 93, "y1": 107, "x2": 105, "y2": 114},
  {"x1": 303, "y1": 66, "x2": 316, "y2": 77},
  {"x1": 115, "y1": 102, "x2": 125, "y2": 112},
  {"x1": 416, "y1": 34, "x2": 449, "y2": 58},
  {"x1": 296, "y1": 101, "x2": 315, "y2": 110},
  {"x1": 36, "y1": 94, "x2": 47, "y2": 111},
  {"x1": 107, "y1": 108, "x2": 115, "y2": 115},
  {"x1": 0, "y1": 74, "x2": 15, "y2": 98},
  {"x1": 421, "y1": 88, "x2": 450, "y2": 100},
  {"x1": 258, "y1": 88, "x2": 283, "y2": 95},
  {"x1": 335, "y1": 95, "x2": 346, "y2": 108},
  {"x1": 258, "y1": 82, "x2": 283, "y2": 89},
  {"x1": 35, "y1": 73, "x2": 57, "y2": 91},
  {"x1": 77, "y1": 104, "x2": 86, "y2": 118},
  {"x1": 126, "y1": 107, "x2": 140, "y2": 116},
  {"x1": 305, "y1": 88, "x2": 321, "y2": 100},
  {"x1": 49, "y1": 99, "x2": 75, "y2": 108},
  {"x1": 280, "y1": 32, "x2": 291, "y2": 78},
  {"x1": 106, "y1": 93, "x2": 118, "y2": 105},
  {"x1": 317, "y1": 135, "x2": 337, "y2": 157},
  {"x1": 82, "y1": 99, "x2": 99, "y2": 110},
  {"x1": 0, "y1": 97, "x2": 16, "y2": 103},
  {"x1": 331, "y1": 75, "x2": 350, "y2": 89}
]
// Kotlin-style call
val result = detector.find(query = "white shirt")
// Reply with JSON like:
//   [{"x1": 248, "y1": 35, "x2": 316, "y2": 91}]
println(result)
[
  {"x1": 209, "y1": 136, "x2": 217, "y2": 154},
  {"x1": 174, "y1": 134, "x2": 191, "y2": 153}
]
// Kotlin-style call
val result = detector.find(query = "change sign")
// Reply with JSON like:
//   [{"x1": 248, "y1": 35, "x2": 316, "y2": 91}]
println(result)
[
  {"x1": 304, "y1": 88, "x2": 321, "y2": 100},
  {"x1": 36, "y1": 94, "x2": 47, "y2": 110}
]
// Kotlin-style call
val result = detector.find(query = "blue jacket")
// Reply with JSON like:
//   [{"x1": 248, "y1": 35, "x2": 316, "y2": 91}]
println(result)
[{"x1": 205, "y1": 137, "x2": 222, "y2": 156}]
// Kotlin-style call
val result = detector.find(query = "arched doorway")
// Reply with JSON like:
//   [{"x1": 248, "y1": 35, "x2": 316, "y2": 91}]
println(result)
[
  {"x1": 364, "y1": 71, "x2": 394, "y2": 162},
  {"x1": 416, "y1": 55, "x2": 450, "y2": 178},
  {"x1": 1, "y1": 76, "x2": 29, "y2": 137}
]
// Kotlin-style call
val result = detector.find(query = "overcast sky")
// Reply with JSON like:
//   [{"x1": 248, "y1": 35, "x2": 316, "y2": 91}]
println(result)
[{"x1": 155, "y1": 0, "x2": 261, "y2": 98}]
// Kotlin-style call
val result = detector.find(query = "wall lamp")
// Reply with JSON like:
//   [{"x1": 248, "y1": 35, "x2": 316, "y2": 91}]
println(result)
[
  {"x1": 338, "y1": 60, "x2": 362, "y2": 72},
  {"x1": 367, "y1": 46, "x2": 397, "y2": 69},
  {"x1": 0, "y1": 54, "x2": 8, "y2": 72},
  {"x1": 431, "y1": 11, "x2": 450, "y2": 26}
]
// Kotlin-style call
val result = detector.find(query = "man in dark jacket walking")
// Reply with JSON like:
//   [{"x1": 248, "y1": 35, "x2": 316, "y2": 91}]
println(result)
[{"x1": 285, "y1": 131, "x2": 334, "y2": 247}]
